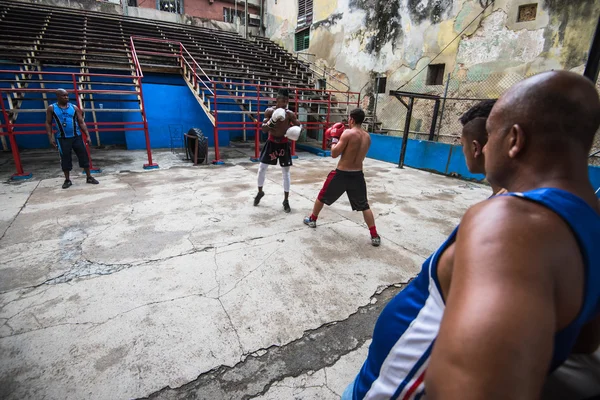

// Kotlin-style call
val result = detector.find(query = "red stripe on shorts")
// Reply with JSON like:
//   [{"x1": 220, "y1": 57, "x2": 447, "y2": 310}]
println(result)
[{"x1": 318, "y1": 170, "x2": 337, "y2": 202}]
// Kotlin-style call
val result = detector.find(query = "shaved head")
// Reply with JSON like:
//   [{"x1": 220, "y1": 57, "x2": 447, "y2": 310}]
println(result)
[
  {"x1": 484, "y1": 71, "x2": 600, "y2": 188},
  {"x1": 55, "y1": 88, "x2": 69, "y2": 105}
]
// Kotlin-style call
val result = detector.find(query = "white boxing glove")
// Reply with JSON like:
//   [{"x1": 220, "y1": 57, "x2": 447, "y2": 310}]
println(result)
[
  {"x1": 267, "y1": 108, "x2": 287, "y2": 128},
  {"x1": 285, "y1": 125, "x2": 301, "y2": 141}
]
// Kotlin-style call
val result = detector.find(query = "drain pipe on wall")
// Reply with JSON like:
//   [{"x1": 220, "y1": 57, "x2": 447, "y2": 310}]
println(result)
[
  {"x1": 245, "y1": 0, "x2": 248, "y2": 39},
  {"x1": 260, "y1": 0, "x2": 264, "y2": 37}
]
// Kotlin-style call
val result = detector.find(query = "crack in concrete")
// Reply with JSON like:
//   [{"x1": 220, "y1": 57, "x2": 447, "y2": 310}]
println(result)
[
  {"x1": 0, "y1": 180, "x2": 41, "y2": 242},
  {"x1": 0, "y1": 292, "x2": 209, "y2": 340},
  {"x1": 209, "y1": 247, "x2": 280, "y2": 300},
  {"x1": 139, "y1": 281, "x2": 411, "y2": 400},
  {"x1": 218, "y1": 298, "x2": 245, "y2": 356}
]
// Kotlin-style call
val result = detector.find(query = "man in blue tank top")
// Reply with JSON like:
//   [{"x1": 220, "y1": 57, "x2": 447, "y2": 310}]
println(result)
[
  {"x1": 345, "y1": 71, "x2": 600, "y2": 400},
  {"x1": 45, "y1": 89, "x2": 99, "y2": 189}
]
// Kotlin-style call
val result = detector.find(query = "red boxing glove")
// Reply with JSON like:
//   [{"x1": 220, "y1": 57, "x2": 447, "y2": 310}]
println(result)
[{"x1": 329, "y1": 122, "x2": 345, "y2": 144}]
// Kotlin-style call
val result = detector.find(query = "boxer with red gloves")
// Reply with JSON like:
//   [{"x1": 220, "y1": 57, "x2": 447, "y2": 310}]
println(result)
[
  {"x1": 254, "y1": 88, "x2": 301, "y2": 213},
  {"x1": 304, "y1": 108, "x2": 381, "y2": 247}
]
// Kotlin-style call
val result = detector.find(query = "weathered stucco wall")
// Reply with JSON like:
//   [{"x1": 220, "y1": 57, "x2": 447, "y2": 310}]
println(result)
[{"x1": 264, "y1": 0, "x2": 600, "y2": 143}]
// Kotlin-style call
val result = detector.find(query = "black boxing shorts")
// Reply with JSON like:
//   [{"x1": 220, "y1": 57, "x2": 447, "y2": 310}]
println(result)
[{"x1": 317, "y1": 169, "x2": 370, "y2": 211}]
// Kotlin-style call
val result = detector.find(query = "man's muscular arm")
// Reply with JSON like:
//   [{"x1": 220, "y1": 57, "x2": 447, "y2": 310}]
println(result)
[
  {"x1": 331, "y1": 130, "x2": 350, "y2": 159},
  {"x1": 261, "y1": 108, "x2": 274, "y2": 133},
  {"x1": 426, "y1": 197, "x2": 573, "y2": 400},
  {"x1": 287, "y1": 110, "x2": 301, "y2": 127},
  {"x1": 45, "y1": 106, "x2": 56, "y2": 148},
  {"x1": 75, "y1": 106, "x2": 91, "y2": 144}
]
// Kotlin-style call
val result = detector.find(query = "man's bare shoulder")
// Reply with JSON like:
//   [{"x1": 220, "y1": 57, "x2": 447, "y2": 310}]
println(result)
[{"x1": 461, "y1": 194, "x2": 574, "y2": 247}]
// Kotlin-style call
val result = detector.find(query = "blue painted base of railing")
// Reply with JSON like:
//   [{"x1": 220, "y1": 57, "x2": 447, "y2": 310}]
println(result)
[
  {"x1": 296, "y1": 143, "x2": 330, "y2": 157},
  {"x1": 143, "y1": 163, "x2": 160, "y2": 170},
  {"x1": 11, "y1": 172, "x2": 33, "y2": 181},
  {"x1": 82, "y1": 168, "x2": 102, "y2": 174}
]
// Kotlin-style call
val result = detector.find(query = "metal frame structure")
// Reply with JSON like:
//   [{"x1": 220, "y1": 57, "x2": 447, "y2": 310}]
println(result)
[
  {"x1": 1, "y1": 36, "x2": 360, "y2": 179},
  {"x1": 389, "y1": 90, "x2": 442, "y2": 168},
  {"x1": 0, "y1": 67, "x2": 156, "y2": 179},
  {"x1": 131, "y1": 36, "x2": 360, "y2": 163}
]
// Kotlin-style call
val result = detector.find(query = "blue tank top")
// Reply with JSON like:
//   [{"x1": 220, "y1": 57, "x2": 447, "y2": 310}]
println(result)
[
  {"x1": 353, "y1": 188, "x2": 600, "y2": 400},
  {"x1": 51, "y1": 103, "x2": 81, "y2": 138}
]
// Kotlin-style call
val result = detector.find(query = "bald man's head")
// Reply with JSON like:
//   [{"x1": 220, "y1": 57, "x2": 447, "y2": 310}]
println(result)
[
  {"x1": 56, "y1": 89, "x2": 69, "y2": 105},
  {"x1": 484, "y1": 71, "x2": 600, "y2": 187}
]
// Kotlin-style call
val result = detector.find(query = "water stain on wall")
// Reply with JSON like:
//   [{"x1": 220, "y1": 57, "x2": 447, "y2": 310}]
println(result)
[
  {"x1": 349, "y1": 0, "x2": 402, "y2": 53},
  {"x1": 407, "y1": 0, "x2": 453, "y2": 25}
]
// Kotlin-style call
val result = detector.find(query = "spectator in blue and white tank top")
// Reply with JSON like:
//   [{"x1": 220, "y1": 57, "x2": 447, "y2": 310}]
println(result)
[{"x1": 344, "y1": 71, "x2": 600, "y2": 400}]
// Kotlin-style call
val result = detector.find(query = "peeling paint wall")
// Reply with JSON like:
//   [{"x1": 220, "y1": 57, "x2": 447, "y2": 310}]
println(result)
[{"x1": 264, "y1": 0, "x2": 600, "y2": 141}]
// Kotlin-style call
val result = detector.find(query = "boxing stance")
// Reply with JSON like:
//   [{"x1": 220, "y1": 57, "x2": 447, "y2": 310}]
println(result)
[
  {"x1": 304, "y1": 108, "x2": 380, "y2": 247},
  {"x1": 254, "y1": 89, "x2": 301, "y2": 213},
  {"x1": 343, "y1": 71, "x2": 600, "y2": 399}
]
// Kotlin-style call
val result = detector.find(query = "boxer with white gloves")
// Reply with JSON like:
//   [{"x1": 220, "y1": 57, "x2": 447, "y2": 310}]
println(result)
[{"x1": 254, "y1": 88, "x2": 301, "y2": 213}]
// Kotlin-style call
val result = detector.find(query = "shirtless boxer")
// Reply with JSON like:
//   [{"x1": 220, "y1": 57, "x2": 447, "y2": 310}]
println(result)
[
  {"x1": 343, "y1": 71, "x2": 600, "y2": 399},
  {"x1": 254, "y1": 88, "x2": 301, "y2": 213},
  {"x1": 303, "y1": 108, "x2": 381, "y2": 247}
]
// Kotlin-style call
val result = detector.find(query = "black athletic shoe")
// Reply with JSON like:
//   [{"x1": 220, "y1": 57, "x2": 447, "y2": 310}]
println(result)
[
  {"x1": 62, "y1": 180, "x2": 72, "y2": 189},
  {"x1": 86, "y1": 177, "x2": 99, "y2": 184},
  {"x1": 283, "y1": 200, "x2": 291, "y2": 213},
  {"x1": 254, "y1": 191, "x2": 264, "y2": 206},
  {"x1": 371, "y1": 235, "x2": 381, "y2": 247}
]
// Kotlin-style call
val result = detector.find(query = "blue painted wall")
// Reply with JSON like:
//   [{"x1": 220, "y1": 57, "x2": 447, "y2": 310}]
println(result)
[
  {"x1": 0, "y1": 67, "x2": 247, "y2": 150},
  {"x1": 367, "y1": 133, "x2": 600, "y2": 198},
  {"x1": 590, "y1": 166, "x2": 600, "y2": 198}
]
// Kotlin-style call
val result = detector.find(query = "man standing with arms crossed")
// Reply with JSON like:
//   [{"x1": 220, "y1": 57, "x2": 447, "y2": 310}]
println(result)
[
  {"x1": 303, "y1": 108, "x2": 380, "y2": 247},
  {"x1": 254, "y1": 88, "x2": 301, "y2": 213},
  {"x1": 46, "y1": 89, "x2": 99, "y2": 189}
]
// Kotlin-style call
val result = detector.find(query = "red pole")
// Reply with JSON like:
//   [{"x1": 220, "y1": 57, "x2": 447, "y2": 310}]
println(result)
[
  {"x1": 138, "y1": 76, "x2": 158, "y2": 169},
  {"x1": 252, "y1": 82, "x2": 260, "y2": 161},
  {"x1": 72, "y1": 74, "x2": 100, "y2": 173},
  {"x1": 291, "y1": 88, "x2": 297, "y2": 158},
  {"x1": 213, "y1": 81, "x2": 223, "y2": 164},
  {"x1": 0, "y1": 91, "x2": 31, "y2": 179},
  {"x1": 323, "y1": 90, "x2": 331, "y2": 150}
]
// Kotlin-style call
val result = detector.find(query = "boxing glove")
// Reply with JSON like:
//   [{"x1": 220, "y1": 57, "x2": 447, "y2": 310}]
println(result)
[
  {"x1": 285, "y1": 125, "x2": 301, "y2": 141},
  {"x1": 329, "y1": 122, "x2": 345, "y2": 144},
  {"x1": 267, "y1": 108, "x2": 286, "y2": 128}
]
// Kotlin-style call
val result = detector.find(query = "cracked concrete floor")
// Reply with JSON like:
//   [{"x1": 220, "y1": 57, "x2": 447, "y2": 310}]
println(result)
[{"x1": 0, "y1": 147, "x2": 491, "y2": 399}]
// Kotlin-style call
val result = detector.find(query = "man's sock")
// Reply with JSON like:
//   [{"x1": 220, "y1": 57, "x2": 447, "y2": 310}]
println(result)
[
  {"x1": 310, "y1": 214, "x2": 318, "y2": 221},
  {"x1": 369, "y1": 226, "x2": 378, "y2": 238}
]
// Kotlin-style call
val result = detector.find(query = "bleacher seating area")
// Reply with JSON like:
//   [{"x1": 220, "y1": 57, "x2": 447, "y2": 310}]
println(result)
[
  {"x1": 0, "y1": 0, "x2": 357, "y2": 168},
  {"x1": 0, "y1": 0, "x2": 314, "y2": 86}
]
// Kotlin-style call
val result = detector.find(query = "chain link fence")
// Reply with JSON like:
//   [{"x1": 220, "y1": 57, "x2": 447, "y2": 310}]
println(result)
[{"x1": 372, "y1": 68, "x2": 600, "y2": 166}]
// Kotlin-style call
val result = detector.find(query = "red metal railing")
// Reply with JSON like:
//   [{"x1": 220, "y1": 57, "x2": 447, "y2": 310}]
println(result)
[
  {"x1": 129, "y1": 37, "x2": 360, "y2": 163},
  {"x1": 1, "y1": 36, "x2": 361, "y2": 179},
  {"x1": 0, "y1": 66, "x2": 155, "y2": 178}
]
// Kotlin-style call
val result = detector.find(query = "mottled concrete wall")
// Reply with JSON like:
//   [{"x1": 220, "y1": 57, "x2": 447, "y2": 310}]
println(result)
[{"x1": 264, "y1": 0, "x2": 600, "y2": 138}]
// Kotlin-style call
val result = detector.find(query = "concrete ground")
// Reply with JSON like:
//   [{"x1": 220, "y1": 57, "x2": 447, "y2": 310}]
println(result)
[{"x1": 0, "y1": 144, "x2": 491, "y2": 400}]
